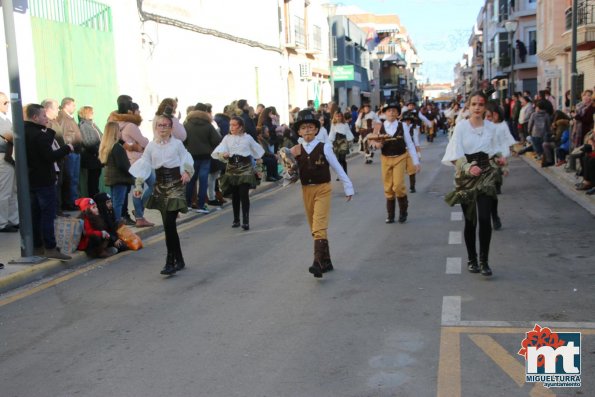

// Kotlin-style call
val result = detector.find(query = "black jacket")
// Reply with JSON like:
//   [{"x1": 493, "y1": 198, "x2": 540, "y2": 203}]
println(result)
[
  {"x1": 241, "y1": 110, "x2": 257, "y2": 140},
  {"x1": 25, "y1": 121, "x2": 72, "y2": 188},
  {"x1": 183, "y1": 110, "x2": 222, "y2": 160}
]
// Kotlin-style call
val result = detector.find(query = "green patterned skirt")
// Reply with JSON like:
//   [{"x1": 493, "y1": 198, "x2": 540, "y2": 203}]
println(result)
[
  {"x1": 146, "y1": 167, "x2": 188, "y2": 214},
  {"x1": 219, "y1": 157, "x2": 259, "y2": 196}
]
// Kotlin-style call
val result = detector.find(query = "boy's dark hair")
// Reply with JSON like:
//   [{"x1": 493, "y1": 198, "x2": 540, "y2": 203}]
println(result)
[{"x1": 536, "y1": 99, "x2": 548, "y2": 110}]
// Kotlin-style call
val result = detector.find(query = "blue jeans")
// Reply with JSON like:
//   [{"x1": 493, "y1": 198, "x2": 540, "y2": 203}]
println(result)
[
  {"x1": 110, "y1": 184, "x2": 128, "y2": 221},
  {"x1": 133, "y1": 170, "x2": 155, "y2": 218},
  {"x1": 66, "y1": 152, "x2": 81, "y2": 204},
  {"x1": 30, "y1": 185, "x2": 58, "y2": 249},
  {"x1": 531, "y1": 136, "x2": 544, "y2": 155},
  {"x1": 186, "y1": 159, "x2": 211, "y2": 208}
]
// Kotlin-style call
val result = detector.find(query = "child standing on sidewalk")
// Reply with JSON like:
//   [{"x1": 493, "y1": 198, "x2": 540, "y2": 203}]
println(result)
[{"x1": 290, "y1": 110, "x2": 354, "y2": 278}]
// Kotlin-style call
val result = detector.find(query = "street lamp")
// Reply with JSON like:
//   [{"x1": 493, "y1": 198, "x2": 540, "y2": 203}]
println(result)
[{"x1": 504, "y1": 20, "x2": 518, "y2": 97}]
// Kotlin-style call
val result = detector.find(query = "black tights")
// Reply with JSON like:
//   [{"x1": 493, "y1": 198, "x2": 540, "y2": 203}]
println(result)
[
  {"x1": 461, "y1": 195, "x2": 494, "y2": 261},
  {"x1": 337, "y1": 154, "x2": 347, "y2": 174},
  {"x1": 162, "y1": 210, "x2": 181, "y2": 256},
  {"x1": 231, "y1": 183, "x2": 250, "y2": 222}
]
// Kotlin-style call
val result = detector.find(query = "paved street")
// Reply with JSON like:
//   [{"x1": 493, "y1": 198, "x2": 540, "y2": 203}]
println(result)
[{"x1": 1, "y1": 137, "x2": 594, "y2": 397}]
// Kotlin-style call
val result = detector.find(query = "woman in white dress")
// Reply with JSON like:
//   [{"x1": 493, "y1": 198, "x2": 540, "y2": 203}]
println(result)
[
  {"x1": 130, "y1": 115, "x2": 194, "y2": 275},
  {"x1": 442, "y1": 92, "x2": 508, "y2": 277}
]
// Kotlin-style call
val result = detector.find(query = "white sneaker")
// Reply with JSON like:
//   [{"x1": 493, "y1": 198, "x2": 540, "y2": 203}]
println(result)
[{"x1": 196, "y1": 206, "x2": 210, "y2": 214}]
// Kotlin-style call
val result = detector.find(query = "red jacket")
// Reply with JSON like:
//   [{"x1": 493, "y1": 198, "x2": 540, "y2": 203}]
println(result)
[{"x1": 77, "y1": 217, "x2": 104, "y2": 251}]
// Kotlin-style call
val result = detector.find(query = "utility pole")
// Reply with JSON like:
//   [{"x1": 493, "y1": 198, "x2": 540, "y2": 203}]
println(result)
[
  {"x1": 570, "y1": 0, "x2": 579, "y2": 111},
  {"x1": 2, "y1": 0, "x2": 39, "y2": 262}
]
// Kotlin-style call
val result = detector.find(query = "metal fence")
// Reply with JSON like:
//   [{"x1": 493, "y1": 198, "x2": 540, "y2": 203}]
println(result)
[
  {"x1": 565, "y1": 3, "x2": 595, "y2": 31},
  {"x1": 30, "y1": 0, "x2": 112, "y2": 32}
]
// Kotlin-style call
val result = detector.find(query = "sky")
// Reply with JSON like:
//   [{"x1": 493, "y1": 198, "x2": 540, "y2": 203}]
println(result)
[{"x1": 332, "y1": 0, "x2": 485, "y2": 84}]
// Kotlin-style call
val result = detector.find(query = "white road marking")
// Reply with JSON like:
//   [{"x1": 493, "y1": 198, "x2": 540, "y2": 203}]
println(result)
[
  {"x1": 446, "y1": 257, "x2": 462, "y2": 274},
  {"x1": 448, "y1": 231, "x2": 462, "y2": 245},
  {"x1": 441, "y1": 296, "x2": 461, "y2": 326},
  {"x1": 450, "y1": 212, "x2": 463, "y2": 221}
]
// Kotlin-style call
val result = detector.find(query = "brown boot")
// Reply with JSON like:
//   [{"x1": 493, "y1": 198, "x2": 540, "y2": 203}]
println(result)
[
  {"x1": 397, "y1": 196, "x2": 408, "y2": 223},
  {"x1": 321, "y1": 239, "x2": 333, "y2": 273},
  {"x1": 308, "y1": 239, "x2": 325, "y2": 278},
  {"x1": 409, "y1": 174, "x2": 416, "y2": 193},
  {"x1": 386, "y1": 198, "x2": 396, "y2": 223}
]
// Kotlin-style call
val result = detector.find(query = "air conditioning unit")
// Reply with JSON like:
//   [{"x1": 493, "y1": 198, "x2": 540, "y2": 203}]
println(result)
[{"x1": 299, "y1": 63, "x2": 311, "y2": 78}]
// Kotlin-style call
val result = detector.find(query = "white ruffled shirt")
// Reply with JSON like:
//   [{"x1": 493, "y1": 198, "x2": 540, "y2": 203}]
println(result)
[
  {"x1": 328, "y1": 123, "x2": 354, "y2": 142},
  {"x1": 129, "y1": 138, "x2": 193, "y2": 180},
  {"x1": 442, "y1": 119, "x2": 499, "y2": 165},
  {"x1": 383, "y1": 120, "x2": 420, "y2": 166},
  {"x1": 300, "y1": 140, "x2": 355, "y2": 197},
  {"x1": 211, "y1": 133, "x2": 265, "y2": 160},
  {"x1": 493, "y1": 121, "x2": 517, "y2": 158}
]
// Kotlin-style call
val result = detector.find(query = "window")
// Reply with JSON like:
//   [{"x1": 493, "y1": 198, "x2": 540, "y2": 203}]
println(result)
[{"x1": 528, "y1": 30, "x2": 537, "y2": 55}]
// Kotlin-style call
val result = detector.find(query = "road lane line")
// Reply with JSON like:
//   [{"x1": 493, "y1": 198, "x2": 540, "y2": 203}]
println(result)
[
  {"x1": 446, "y1": 257, "x2": 462, "y2": 274},
  {"x1": 448, "y1": 231, "x2": 462, "y2": 244},
  {"x1": 468, "y1": 334, "x2": 555, "y2": 396},
  {"x1": 437, "y1": 327, "x2": 461, "y2": 397},
  {"x1": 441, "y1": 296, "x2": 461, "y2": 325},
  {"x1": 450, "y1": 212, "x2": 463, "y2": 221},
  {"x1": 468, "y1": 334, "x2": 525, "y2": 387}
]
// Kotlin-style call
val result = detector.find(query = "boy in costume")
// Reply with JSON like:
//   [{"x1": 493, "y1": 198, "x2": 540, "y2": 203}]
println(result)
[
  {"x1": 369, "y1": 103, "x2": 420, "y2": 223},
  {"x1": 290, "y1": 110, "x2": 354, "y2": 278}
]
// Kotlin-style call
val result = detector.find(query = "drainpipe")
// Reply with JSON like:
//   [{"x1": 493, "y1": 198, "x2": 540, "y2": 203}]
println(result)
[{"x1": 570, "y1": 0, "x2": 578, "y2": 111}]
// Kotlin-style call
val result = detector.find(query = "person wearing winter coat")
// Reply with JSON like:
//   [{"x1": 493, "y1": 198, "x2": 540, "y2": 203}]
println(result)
[
  {"x1": 183, "y1": 104, "x2": 222, "y2": 214},
  {"x1": 527, "y1": 100, "x2": 551, "y2": 162},
  {"x1": 76, "y1": 197, "x2": 118, "y2": 258}
]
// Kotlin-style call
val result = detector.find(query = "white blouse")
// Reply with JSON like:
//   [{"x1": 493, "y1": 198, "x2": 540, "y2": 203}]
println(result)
[
  {"x1": 383, "y1": 120, "x2": 420, "y2": 165},
  {"x1": 211, "y1": 133, "x2": 264, "y2": 160},
  {"x1": 129, "y1": 138, "x2": 193, "y2": 180},
  {"x1": 493, "y1": 121, "x2": 517, "y2": 157},
  {"x1": 441, "y1": 119, "x2": 499, "y2": 165},
  {"x1": 328, "y1": 123, "x2": 354, "y2": 142}
]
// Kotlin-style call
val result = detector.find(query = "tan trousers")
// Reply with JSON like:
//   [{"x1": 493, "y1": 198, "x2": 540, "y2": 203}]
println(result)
[
  {"x1": 302, "y1": 182, "x2": 332, "y2": 240},
  {"x1": 381, "y1": 153, "x2": 408, "y2": 199}
]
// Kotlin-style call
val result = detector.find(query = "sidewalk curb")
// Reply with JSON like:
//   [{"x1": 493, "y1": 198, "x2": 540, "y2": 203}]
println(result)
[
  {"x1": 520, "y1": 155, "x2": 595, "y2": 217},
  {"x1": 0, "y1": 180, "x2": 284, "y2": 296}
]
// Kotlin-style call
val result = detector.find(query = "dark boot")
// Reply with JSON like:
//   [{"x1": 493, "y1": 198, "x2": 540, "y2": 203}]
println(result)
[
  {"x1": 308, "y1": 239, "x2": 325, "y2": 278},
  {"x1": 467, "y1": 256, "x2": 480, "y2": 273},
  {"x1": 479, "y1": 252, "x2": 492, "y2": 276},
  {"x1": 321, "y1": 239, "x2": 333, "y2": 273},
  {"x1": 174, "y1": 248, "x2": 186, "y2": 271},
  {"x1": 492, "y1": 215, "x2": 502, "y2": 230},
  {"x1": 409, "y1": 174, "x2": 416, "y2": 193},
  {"x1": 242, "y1": 211, "x2": 249, "y2": 230},
  {"x1": 385, "y1": 199, "x2": 396, "y2": 223},
  {"x1": 397, "y1": 196, "x2": 408, "y2": 223},
  {"x1": 160, "y1": 252, "x2": 177, "y2": 275}
]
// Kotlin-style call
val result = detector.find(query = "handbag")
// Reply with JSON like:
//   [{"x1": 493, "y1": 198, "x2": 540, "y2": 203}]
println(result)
[
  {"x1": 116, "y1": 224, "x2": 143, "y2": 250},
  {"x1": 54, "y1": 217, "x2": 84, "y2": 254}
]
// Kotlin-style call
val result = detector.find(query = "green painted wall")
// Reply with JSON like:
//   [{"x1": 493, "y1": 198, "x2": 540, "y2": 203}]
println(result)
[{"x1": 30, "y1": 16, "x2": 117, "y2": 128}]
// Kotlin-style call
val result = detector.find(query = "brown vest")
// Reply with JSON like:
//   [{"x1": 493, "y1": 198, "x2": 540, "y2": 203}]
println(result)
[
  {"x1": 296, "y1": 142, "x2": 331, "y2": 185},
  {"x1": 380, "y1": 122, "x2": 407, "y2": 157}
]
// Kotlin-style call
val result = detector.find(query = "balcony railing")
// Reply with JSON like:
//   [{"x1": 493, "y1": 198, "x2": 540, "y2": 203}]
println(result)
[{"x1": 565, "y1": 3, "x2": 595, "y2": 31}]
